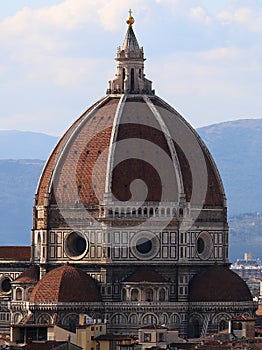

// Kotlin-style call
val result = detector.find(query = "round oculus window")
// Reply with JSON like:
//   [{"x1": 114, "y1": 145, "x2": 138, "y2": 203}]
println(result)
[
  {"x1": 136, "y1": 237, "x2": 152, "y2": 254},
  {"x1": 131, "y1": 231, "x2": 160, "y2": 260},
  {"x1": 196, "y1": 231, "x2": 213, "y2": 260},
  {"x1": 65, "y1": 231, "x2": 88, "y2": 260},
  {"x1": 197, "y1": 237, "x2": 205, "y2": 254},
  {"x1": 0, "y1": 277, "x2": 12, "y2": 295}
]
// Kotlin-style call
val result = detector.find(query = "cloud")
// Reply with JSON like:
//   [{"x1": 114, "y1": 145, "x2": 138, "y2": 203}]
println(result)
[
  {"x1": 217, "y1": 6, "x2": 262, "y2": 33},
  {"x1": 217, "y1": 8, "x2": 252, "y2": 25},
  {"x1": 98, "y1": 0, "x2": 151, "y2": 31},
  {"x1": 148, "y1": 44, "x2": 261, "y2": 126},
  {"x1": 189, "y1": 7, "x2": 212, "y2": 25},
  {"x1": 149, "y1": 43, "x2": 261, "y2": 101},
  {"x1": 197, "y1": 47, "x2": 239, "y2": 61},
  {"x1": 0, "y1": 1, "x2": 100, "y2": 54},
  {"x1": 0, "y1": 1, "x2": 261, "y2": 134}
]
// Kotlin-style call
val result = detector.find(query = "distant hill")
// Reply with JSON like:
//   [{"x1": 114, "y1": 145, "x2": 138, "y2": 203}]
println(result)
[
  {"x1": 229, "y1": 212, "x2": 262, "y2": 261},
  {"x1": 0, "y1": 159, "x2": 44, "y2": 245},
  {"x1": 0, "y1": 130, "x2": 58, "y2": 159},
  {"x1": 197, "y1": 118, "x2": 262, "y2": 216},
  {"x1": 0, "y1": 119, "x2": 261, "y2": 259}
]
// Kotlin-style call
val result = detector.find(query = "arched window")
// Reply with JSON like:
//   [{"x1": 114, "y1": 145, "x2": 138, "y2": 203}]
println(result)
[
  {"x1": 63, "y1": 313, "x2": 79, "y2": 332},
  {"x1": 16, "y1": 288, "x2": 22, "y2": 301},
  {"x1": 159, "y1": 288, "x2": 166, "y2": 301},
  {"x1": 129, "y1": 314, "x2": 138, "y2": 325},
  {"x1": 37, "y1": 313, "x2": 52, "y2": 325},
  {"x1": 193, "y1": 319, "x2": 201, "y2": 338},
  {"x1": 219, "y1": 320, "x2": 227, "y2": 331},
  {"x1": 132, "y1": 207, "x2": 137, "y2": 216},
  {"x1": 145, "y1": 288, "x2": 153, "y2": 302},
  {"x1": 122, "y1": 288, "x2": 127, "y2": 301},
  {"x1": 131, "y1": 289, "x2": 139, "y2": 301},
  {"x1": 161, "y1": 313, "x2": 168, "y2": 325},
  {"x1": 122, "y1": 68, "x2": 125, "y2": 90},
  {"x1": 170, "y1": 313, "x2": 180, "y2": 325},
  {"x1": 131, "y1": 68, "x2": 135, "y2": 91},
  {"x1": 142, "y1": 313, "x2": 157, "y2": 325},
  {"x1": 111, "y1": 313, "x2": 126, "y2": 325},
  {"x1": 27, "y1": 288, "x2": 34, "y2": 300},
  {"x1": 36, "y1": 233, "x2": 41, "y2": 258}
]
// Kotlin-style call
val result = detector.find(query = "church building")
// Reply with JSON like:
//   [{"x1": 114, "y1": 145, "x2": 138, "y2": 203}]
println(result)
[{"x1": 0, "y1": 11, "x2": 256, "y2": 340}]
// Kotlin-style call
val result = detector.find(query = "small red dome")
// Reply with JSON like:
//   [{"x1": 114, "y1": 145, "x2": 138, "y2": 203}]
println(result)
[
  {"x1": 188, "y1": 265, "x2": 252, "y2": 302},
  {"x1": 14, "y1": 265, "x2": 39, "y2": 284},
  {"x1": 30, "y1": 265, "x2": 101, "y2": 303}
]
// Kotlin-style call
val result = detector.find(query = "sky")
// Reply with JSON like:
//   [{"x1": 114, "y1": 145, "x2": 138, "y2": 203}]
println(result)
[{"x1": 0, "y1": 0, "x2": 261, "y2": 136}]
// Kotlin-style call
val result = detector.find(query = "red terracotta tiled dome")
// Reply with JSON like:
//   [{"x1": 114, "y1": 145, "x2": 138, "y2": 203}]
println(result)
[
  {"x1": 35, "y1": 95, "x2": 225, "y2": 210},
  {"x1": 29, "y1": 265, "x2": 101, "y2": 303},
  {"x1": 33, "y1": 14, "x2": 226, "y2": 231},
  {"x1": 14, "y1": 265, "x2": 39, "y2": 284},
  {"x1": 188, "y1": 265, "x2": 252, "y2": 302}
]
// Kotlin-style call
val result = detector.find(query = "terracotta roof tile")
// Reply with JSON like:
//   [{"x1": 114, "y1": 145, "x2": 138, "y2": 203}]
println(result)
[
  {"x1": 188, "y1": 265, "x2": 252, "y2": 302},
  {"x1": 14, "y1": 265, "x2": 39, "y2": 284},
  {"x1": 0, "y1": 246, "x2": 30, "y2": 260},
  {"x1": 35, "y1": 94, "x2": 226, "y2": 218},
  {"x1": 30, "y1": 265, "x2": 101, "y2": 303},
  {"x1": 37, "y1": 97, "x2": 118, "y2": 207}
]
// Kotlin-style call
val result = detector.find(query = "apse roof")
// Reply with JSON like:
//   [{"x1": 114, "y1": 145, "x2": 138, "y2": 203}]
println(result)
[
  {"x1": 188, "y1": 265, "x2": 253, "y2": 302},
  {"x1": 14, "y1": 265, "x2": 39, "y2": 284},
  {"x1": 29, "y1": 265, "x2": 101, "y2": 303}
]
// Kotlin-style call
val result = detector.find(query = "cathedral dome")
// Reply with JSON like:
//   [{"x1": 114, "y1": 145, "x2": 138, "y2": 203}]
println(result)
[
  {"x1": 188, "y1": 265, "x2": 252, "y2": 302},
  {"x1": 32, "y1": 13, "x2": 228, "y2": 268},
  {"x1": 35, "y1": 95, "x2": 225, "y2": 210},
  {"x1": 34, "y1": 14, "x2": 226, "y2": 221},
  {"x1": 29, "y1": 265, "x2": 101, "y2": 303},
  {"x1": 33, "y1": 12, "x2": 225, "y2": 220}
]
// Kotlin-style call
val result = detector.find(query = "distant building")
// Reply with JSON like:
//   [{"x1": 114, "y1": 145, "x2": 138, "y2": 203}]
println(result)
[
  {"x1": 231, "y1": 253, "x2": 262, "y2": 297},
  {"x1": 231, "y1": 253, "x2": 262, "y2": 279},
  {"x1": 0, "y1": 11, "x2": 257, "y2": 341},
  {"x1": 138, "y1": 324, "x2": 181, "y2": 349}
]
